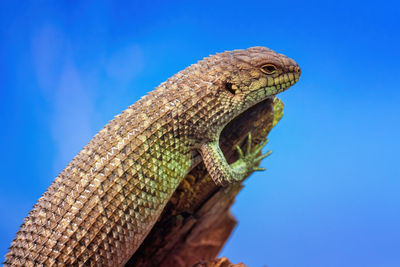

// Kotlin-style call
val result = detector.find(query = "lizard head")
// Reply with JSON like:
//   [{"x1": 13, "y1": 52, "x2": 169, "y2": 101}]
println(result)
[
  {"x1": 163, "y1": 46, "x2": 301, "y2": 140},
  {"x1": 193, "y1": 46, "x2": 301, "y2": 137},
  {"x1": 214, "y1": 46, "x2": 301, "y2": 110}
]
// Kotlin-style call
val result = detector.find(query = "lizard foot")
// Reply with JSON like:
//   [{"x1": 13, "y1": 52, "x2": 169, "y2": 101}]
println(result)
[{"x1": 230, "y1": 133, "x2": 272, "y2": 181}]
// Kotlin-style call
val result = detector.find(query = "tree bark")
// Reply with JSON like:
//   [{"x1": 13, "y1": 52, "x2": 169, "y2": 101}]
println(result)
[{"x1": 125, "y1": 97, "x2": 283, "y2": 267}]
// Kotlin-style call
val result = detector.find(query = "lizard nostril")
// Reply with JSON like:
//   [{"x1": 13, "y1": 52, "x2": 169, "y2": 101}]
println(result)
[{"x1": 295, "y1": 66, "x2": 301, "y2": 75}]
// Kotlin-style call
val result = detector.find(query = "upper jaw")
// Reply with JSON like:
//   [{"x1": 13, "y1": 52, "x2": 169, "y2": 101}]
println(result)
[{"x1": 244, "y1": 72, "x2": 299, "y2": 104}]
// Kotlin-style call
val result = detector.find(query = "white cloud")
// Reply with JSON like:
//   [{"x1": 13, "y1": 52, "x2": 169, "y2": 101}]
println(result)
[
  {"x1": 106, "y1": 44, "x2": 144, "y2": 83},
  {"x1": 31, "y1": 25, "x2": 66, "y2": 101},
  {"x1": 31, "y1": 25, "x2": 96, "y2": 175},
  {"x1": 51, "y1": 60, "x2": 94, "y2": 173}
]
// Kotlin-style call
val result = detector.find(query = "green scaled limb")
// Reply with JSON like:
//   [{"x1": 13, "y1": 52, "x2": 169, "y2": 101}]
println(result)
[{"x1": 200, "y1": 133, "x2": 272, "y2": 187}]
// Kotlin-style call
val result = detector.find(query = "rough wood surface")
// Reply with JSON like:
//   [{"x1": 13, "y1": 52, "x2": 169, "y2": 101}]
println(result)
[
  {"x1": 126, "y1": 97, "x2": 283, "y2": 267},
  {"x1": 194, "y1": 257, "x2": 248, "y2": 267}
]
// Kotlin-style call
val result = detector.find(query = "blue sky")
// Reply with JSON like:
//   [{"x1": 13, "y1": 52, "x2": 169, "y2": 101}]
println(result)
[{"x1": 1, "y1": 1, "x2": 399, "y2": 266}]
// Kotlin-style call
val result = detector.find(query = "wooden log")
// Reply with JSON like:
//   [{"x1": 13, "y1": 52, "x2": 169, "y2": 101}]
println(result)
[{"x1": 126, "y1": 97, "x2": 283, "y2": 267}]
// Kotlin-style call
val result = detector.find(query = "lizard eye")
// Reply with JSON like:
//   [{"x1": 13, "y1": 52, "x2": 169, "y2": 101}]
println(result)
[{"x1": 260, "y1": 64, "x2": 277, "y2": 74}]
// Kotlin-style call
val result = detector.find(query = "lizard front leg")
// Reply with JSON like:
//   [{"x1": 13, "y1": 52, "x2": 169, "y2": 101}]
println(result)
[{"x1": 200, "y1": 133, "x2": 272, "y2": 186}]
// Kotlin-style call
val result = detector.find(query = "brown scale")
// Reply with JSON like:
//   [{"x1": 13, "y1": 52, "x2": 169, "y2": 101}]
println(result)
[{"x1": 5, "y1": 47, "x2": 300, "y2": 266}]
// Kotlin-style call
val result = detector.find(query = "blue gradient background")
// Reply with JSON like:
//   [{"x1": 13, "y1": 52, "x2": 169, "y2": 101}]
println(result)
[{"x1": 1, "y1": 1, "x2": 399, "y2": 266}]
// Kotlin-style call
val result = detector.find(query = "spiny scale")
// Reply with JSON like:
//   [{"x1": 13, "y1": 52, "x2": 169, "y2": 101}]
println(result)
[{"x1": 4, "y1": 47, "x2": 300, "y2": 266}]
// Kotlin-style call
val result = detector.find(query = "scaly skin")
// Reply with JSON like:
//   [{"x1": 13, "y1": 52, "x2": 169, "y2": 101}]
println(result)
[{"x1": 4, "y1": 46, "x2": 301, "y2": 266}]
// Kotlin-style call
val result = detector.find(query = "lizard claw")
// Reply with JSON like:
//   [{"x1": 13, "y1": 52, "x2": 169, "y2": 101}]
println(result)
[
  {"x1": 256, "y1": 150, "x2": 272, "y2": 162},
  {"x1": 235, "y1": 145, "x2": 244, "y2": 158},
  {"x1": 233, "y1": 133, "x2": 272, "y2": 175}
]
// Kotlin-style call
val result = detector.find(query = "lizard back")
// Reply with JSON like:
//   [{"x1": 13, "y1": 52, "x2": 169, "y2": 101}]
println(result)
[
  {"x1": 5, "y1": 64, "x2": 214, "y2": 266},
  {"x1": 5, "y1": 46, "x2": 301, "y2": 266}
]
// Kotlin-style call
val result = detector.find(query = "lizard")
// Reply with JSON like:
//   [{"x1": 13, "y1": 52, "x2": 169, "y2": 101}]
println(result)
[{"x1": 4, "y1": 46, "x2": 301, "y2": 266}]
